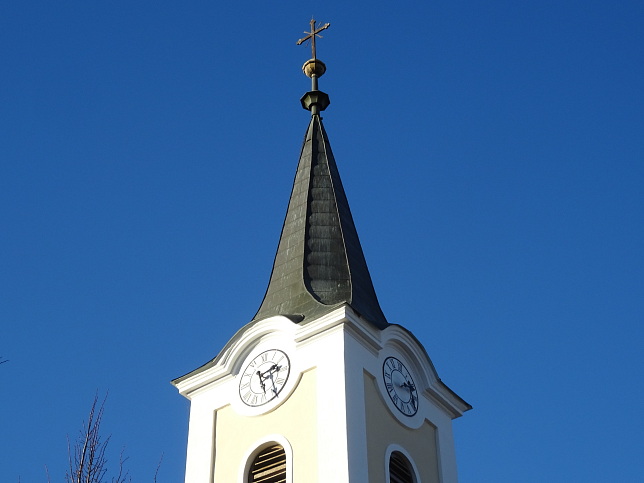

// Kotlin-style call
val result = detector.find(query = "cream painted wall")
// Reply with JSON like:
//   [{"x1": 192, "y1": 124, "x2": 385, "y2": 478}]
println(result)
[
  {"x1": 364, "y1": 372, "x2": 440, "y2": 483},
  {"x1": 213, "y1": 369, "x2": 318, "y2": 482}
]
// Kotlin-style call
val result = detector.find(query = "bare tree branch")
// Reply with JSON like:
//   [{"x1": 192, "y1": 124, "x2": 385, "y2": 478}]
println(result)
[
  {"x1": 153, "y1": 453, "x2": 164, "y2": 483},
  {"x1": 111, "y1": 447, "x2": 130, "y2": 483},
  {"x1": 66, "y1": 392, "x2": 129, "y2": 483}
]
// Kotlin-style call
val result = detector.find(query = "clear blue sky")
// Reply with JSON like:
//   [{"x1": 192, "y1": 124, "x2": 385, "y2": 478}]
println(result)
[{"x1": 1, "y1": 1, "x2": 642, "y2": 481}]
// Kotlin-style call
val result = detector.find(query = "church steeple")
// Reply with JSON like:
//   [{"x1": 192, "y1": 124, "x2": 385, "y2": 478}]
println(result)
[
  {"x1": 174, "y1": 24, "x2": 469, "y2": 483},
  {"x1": 253, "y1": 20, "x2": 388, "y2": 329}
]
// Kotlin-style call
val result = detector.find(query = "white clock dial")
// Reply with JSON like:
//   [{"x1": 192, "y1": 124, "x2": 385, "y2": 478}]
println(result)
[
  {"x1": 239, "y1": 349, "x2": 290, "y2": 407},
  {"x1": 383, "y1": 356, "x2": 418, "y2": 416}
]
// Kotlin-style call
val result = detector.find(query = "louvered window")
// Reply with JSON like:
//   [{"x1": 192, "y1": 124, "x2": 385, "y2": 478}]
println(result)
[
  {"x1": 248, "y1": 444, "x2": 287, "y2": 483},
  {"x1": 389, "y1": 450, "x2": 415, "y2": 483}
]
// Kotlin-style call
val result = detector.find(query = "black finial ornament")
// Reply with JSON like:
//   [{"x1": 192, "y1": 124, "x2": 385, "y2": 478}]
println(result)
[{"x1": 297, "y1": 19, "x2": 330, "y2": 114}]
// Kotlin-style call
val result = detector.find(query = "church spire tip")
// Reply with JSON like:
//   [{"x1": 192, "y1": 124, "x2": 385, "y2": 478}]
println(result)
[{"x1": 297, "y1": 19, "x2": 331, "y2": 114}]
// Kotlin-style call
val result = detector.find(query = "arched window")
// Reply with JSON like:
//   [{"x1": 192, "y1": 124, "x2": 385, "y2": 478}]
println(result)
[
  {"x1": 389, "y1": 450, "x2": 416, "y2": 483},
  {"x1": 247, "y1": 444, "x2": 287, "y2": 483}
]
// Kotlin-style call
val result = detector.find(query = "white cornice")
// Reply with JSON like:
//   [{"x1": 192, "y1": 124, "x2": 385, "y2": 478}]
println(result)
[{"x1": 175, "y1": 308, "x2": 470, "y2": 419}]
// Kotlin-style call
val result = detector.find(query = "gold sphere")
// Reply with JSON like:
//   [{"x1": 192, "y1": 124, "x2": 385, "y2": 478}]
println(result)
[{"x1": 302, "y1": 59, "x2": 326, "y2": 78}]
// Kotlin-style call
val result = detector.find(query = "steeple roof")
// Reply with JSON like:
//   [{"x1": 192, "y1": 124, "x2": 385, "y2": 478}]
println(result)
[
  {"x1": 252, "y1": 20, "x2": 387, "y2": 329},
  {"x1": 253, "y1": 110, "x2": 388, "y2": 329}
]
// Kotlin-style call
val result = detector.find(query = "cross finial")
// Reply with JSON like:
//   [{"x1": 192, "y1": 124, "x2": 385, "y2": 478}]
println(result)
[
  {"x1": 297, "y1": 19, "x2": 330, "y2": 93},
  {"x1": 296, "y1": 19, "x2": 330, "y2": 61}
]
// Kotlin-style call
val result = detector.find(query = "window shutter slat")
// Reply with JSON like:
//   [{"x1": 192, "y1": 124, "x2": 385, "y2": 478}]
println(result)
[
  {"x1": 248, "y1": 444, "x2": 287, "y2": 483},
  {"x1": 389, "y1": 451, "x2": 414, "y2": 483}
]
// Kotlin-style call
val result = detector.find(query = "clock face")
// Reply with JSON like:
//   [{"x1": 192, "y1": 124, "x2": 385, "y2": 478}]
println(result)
[
  {"x1": 239, "y1": 349, "x2": 290, "y2": 407},
  {"x1": 382, "y1": 356, "x2": 418, "y2": 416}
]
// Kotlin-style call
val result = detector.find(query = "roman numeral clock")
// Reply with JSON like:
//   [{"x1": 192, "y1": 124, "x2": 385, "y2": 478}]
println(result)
[
  {"x1": 383, "y1": 356, "x2": 419, "y2": 417},
  {"x1": 238, "y1": 349, "x2": 290, "y2": 407}
]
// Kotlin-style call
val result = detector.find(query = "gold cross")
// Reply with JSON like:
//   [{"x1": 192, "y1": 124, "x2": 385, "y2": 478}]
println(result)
[{"x1": 296, "y1": 19, "x2": 330, "y2": 60}]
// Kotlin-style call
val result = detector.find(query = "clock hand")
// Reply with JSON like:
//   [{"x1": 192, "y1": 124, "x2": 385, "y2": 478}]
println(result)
[
  {"x1": 256, "y1": 370, "x2": 266, "y2": 393},
  {"x1": 257, "y1": 365, "x2": 282, "y2": 395},
  {"x1": 401, "y1": 380, "x2": 418, "y2": 409},
  {"x1": 401, "y1": 380, "x2": 416, "y2": 391},
  {"x1": 259, "y1": 364, "x2": 279, "y2": 379},
  {"x1": 256, "y1": 363, "x2": 285, "y2": 398},
  {"x1": 267, "y1": 372, "x2": 279, "y2": 397}
]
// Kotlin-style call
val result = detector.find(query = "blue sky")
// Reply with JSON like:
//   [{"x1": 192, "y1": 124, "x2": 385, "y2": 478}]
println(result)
[{"x1": 1, "y1": 1, "x2": 642, "y2": 481}]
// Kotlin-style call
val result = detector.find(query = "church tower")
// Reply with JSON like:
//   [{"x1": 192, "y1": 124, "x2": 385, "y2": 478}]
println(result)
[{"x1": 173, "y1": 21, "x2": 470, "y2": 483}]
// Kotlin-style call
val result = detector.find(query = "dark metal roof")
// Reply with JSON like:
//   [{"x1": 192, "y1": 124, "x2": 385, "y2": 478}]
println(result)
[{"x1": 252, "y1": 113, "x2": 388, "y2": 329}]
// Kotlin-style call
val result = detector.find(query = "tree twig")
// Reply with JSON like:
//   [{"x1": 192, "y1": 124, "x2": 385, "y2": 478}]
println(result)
[
  {"x1": 153, "y1": 453, "x2": 164, "y2": 483},
  {"x1": 66, "y1": 392, "x2": 125, "y2": 483}
]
